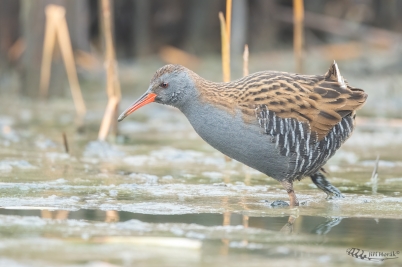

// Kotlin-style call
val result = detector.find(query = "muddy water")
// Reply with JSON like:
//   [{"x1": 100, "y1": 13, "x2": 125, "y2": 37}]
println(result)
[{"x1": 0, "y1": 86, "x2": 402, "y2": 266}]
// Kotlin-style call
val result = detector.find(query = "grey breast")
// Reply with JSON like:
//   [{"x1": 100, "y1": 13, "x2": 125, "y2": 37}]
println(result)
[{"x1": 180, "y1": 99, "x2": 290, "y2": 181}]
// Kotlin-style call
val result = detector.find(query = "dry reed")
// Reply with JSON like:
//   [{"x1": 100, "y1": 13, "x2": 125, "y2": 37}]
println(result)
[
  {"x1": 225, "y1": 0, "x2": 232, "y2": 43},
  {"x1": 98, "y1": 0, "x2": 122, "y2": 141},
  {"x1": 39, "y1": 5, "x2": 86, "y2": 117},
  {"x1": 219, "y1": 12, "x2": 230, "y2": 83},
  {"x1": 293, "y1": 0, "x2": 304, "y2": 73},
  {"x1": 219, "y1": 1, "x2": 232, "y2": 161}
]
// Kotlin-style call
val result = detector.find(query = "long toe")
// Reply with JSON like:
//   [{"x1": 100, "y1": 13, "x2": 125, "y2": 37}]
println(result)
[
  {"x1": 323, "y1": 183, "x2": 344, "y2": 199},
  {"x1": 326, "y1": 188, "x2": 344, "y2": 199},
  {"x1": 311, "y1": 172, "x2": 344, "y2": 200}
]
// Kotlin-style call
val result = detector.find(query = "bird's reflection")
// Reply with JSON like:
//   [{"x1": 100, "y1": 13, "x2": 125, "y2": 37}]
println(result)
[
  {"x1": 34, "y1": 209, "x2": 343, "y2": 242},
  {"x1": 311, "y1": 217, "x2": 343, "y2": 235},
  {"x1": 278, "y1": 215, "x2": 342, "y2": 235},
  {"x1": 37, "y1": 209, "x2": 342, "y2": 236},
  {"x1": 280, "y1": 215, "x2": 298, "y2": 234}
]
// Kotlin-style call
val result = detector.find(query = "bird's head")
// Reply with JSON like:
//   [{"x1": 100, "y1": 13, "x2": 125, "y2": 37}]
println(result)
[{"x1": 118, "y1": 64, "x2": 198, "y2": 122}]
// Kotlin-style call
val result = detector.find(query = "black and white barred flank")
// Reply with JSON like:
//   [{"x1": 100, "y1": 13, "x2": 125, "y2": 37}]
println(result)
[{"x1": 256, "y1": 105, "x2": 354, "y2": 180}]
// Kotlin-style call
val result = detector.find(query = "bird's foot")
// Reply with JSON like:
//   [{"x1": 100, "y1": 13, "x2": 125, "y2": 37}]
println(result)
[
  {"x1": 270, "y1": 200, "x2": 289, "y2": 207},
  {"x1": 268, "y1": 199, "x2": 306, "y2": 207},
  {"x1": 325, "y1": 189, "x2": 344, "y2": 200},
  {"x1": 323, "y1": 183, "x2": 344, "y2": 199},
  {"x1": 311, "y1": 171, "x2": 344, "y2": 200}
]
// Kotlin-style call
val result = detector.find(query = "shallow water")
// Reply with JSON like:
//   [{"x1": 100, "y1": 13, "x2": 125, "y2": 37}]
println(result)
[
  {"x1": 0, "y1": 209, "x2": 401, "y2": 267},
  {"x1": 1, "y1": 81, "x2": 402, "y2": 266}
]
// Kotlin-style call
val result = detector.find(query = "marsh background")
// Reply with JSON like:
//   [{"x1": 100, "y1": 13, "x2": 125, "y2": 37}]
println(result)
[{"x1": 0, "y1": 0, "x2": 402, "y2": 266}]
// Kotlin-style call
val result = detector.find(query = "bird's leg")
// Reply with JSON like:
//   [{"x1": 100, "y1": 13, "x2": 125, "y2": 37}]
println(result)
[
  {"x1": 310, "y1": 171, "x2": 344, "y2": 199},
  {"x1": 280, "y1": 180, "x2": 299, "y2": 206}
]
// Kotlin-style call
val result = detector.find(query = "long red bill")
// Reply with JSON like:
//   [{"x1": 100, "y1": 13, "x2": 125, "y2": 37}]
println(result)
[{"x1": 117, "y1": 93, "x2": 157, "y2": 122}]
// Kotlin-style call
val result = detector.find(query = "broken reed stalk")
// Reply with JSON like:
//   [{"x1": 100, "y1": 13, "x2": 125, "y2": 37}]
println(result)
[
  {"x1": 243, "y1": 44, "x2": 249, "y2": 77},
  {"x1": 40, "y1": 5, "x2": 86, "y2": 117},
  {"x1": 58, "y1": 14, "x2": 87, "y2": 118},
  {"x1": 98, "y1": 0, "x2": 122, "y2": 141},
  {"x1": 371, "y1": 155, "x2": 379, "y2": 195},
  {"x1": 98, "y1": 96, "x2": 119, "y2": 140},
  {"x1": 40, "y1": 8, "x2": 57, "y2": 98},
  {"x1": 62, "y1": 132, "x2": 69, "y2": 153},
  {"x1": 219, "y1": 12, "x2": 230, "y2": 83},
  {"x1": 102, "y1": 0, "x2": 121, "y2": 100},
  {"x1": 293, "y1": 0, "x2": 304, "y2": 74}
]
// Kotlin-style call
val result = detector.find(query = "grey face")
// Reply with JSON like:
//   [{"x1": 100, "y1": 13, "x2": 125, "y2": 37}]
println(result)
[
  {"x1": 149, "y1": 71, "x2": 197, "y2": 108},
  {"x1": 118, "y1": 65, "x2": 198, "y2": 122}
]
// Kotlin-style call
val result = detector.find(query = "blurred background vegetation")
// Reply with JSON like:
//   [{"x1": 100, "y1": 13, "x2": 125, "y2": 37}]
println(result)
[{"x1": 0, "y1": 0, "x2": 402, "y2": 118}]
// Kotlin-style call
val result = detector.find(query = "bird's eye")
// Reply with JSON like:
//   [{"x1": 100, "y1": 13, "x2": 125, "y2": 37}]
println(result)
[{"x1": 160, "y1": 82, "x2": 169, "y2": 88}]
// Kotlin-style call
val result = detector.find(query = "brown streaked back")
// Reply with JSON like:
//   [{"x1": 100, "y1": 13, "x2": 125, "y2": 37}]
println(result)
[{"x1": 195, "y1": 61, "x2": 367, "y2": 141}]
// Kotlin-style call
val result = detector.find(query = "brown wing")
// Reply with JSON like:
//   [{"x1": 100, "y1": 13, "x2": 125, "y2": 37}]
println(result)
[{"x1": 237, "y1": 61, "x2": 367, "y2": 140}]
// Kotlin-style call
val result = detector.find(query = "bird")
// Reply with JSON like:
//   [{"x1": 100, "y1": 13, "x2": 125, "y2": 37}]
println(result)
[{"x1": 118, "y1": 61, "x2": 367, "y2": 206}]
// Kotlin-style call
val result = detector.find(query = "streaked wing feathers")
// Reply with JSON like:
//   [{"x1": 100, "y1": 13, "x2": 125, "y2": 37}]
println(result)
[{"x1": 238, "y1": 62, "x2": 367, "y2": 140}]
